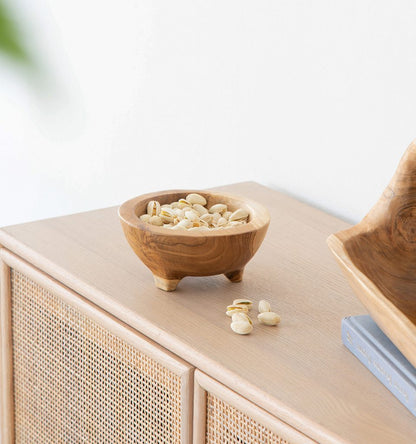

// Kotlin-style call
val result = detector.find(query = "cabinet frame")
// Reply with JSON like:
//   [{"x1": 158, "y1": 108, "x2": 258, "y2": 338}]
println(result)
[
  {"x1": 193, "y1": 370, "x2": 316, "y2": 444},
  {"x1": 0, "y1": 248, "x2": 194, "y2": 444}
]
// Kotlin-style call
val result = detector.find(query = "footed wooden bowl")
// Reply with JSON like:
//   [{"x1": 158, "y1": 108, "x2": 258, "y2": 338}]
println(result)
[
  {"x1": 119, "y1": 189, "x2": 270, "y2": 291},
  {"x1": 328, "y1": 141, "x2": 416, "y2": 368}
]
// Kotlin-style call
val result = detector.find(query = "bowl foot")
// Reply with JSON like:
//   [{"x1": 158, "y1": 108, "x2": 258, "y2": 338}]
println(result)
[
  {"x1": 153, "y1": 275, "x2": 182, "y2": 291},
  {"x1": 224, "y1": 268, "x2": 244, "y2": 283}
]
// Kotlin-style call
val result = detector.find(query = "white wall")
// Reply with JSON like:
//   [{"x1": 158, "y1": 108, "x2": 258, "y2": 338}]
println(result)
[{"x1": 1, "y1": 0, "x2": 416, "y2": 228}]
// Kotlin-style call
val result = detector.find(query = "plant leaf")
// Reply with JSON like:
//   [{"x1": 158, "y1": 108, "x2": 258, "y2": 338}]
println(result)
[{"x1": 0, "y1": 1, "x2": 29, "y2": 63}]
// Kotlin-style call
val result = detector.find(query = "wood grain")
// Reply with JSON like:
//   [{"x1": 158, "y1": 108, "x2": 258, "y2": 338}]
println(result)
[
  {"x1": 119, "y1": 190, "x2": 270, "y2": 290},
  {"x1": 328, "y1": 141, "x2": 416, "y2": 369},
  {"x1": 1, "y1": 182, "x2": 415, "y2": 444}
]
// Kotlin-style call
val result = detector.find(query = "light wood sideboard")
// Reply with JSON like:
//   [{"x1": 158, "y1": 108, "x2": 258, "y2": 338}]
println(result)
[{"x1": 1, "y1": 182, "x2": 415, "y2": 443}]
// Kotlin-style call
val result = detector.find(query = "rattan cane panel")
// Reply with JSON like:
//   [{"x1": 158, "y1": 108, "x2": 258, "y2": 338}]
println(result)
[
  {"x1": 206, "y1": 392, "x2": 289, "y2": 444},
  {"x1": 10, "y1": 269, "x2": 182, "y2": 443}
]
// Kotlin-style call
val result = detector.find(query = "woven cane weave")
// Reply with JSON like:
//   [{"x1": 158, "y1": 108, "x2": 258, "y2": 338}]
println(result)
[
  {"x1": 10, "y1": 269, "x2": 182, "y2": 443},
  {"x1": 206, "y1": 392, "x2": 289, "y2": 444}
]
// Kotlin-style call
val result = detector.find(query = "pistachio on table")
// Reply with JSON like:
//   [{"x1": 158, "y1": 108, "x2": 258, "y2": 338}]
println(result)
[
  {"x1": 231, "y1": 321, "x2": 253, "y2": 335},
  {"x1": 257, "y1": 311, "x2": 281, "y2": 326}
]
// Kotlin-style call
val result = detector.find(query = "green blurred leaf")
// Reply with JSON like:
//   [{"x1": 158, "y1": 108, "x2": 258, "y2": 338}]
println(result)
[{"x1": 0, "y1": 1, "x2": 29, "y2": 63}]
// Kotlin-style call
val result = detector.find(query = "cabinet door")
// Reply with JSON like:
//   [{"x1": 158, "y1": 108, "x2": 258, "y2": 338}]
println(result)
[
  {"x1": 0, "y1": 249, "x2": 193, "y2": 444},
  {"x1": 193, "y1": 370, "x2": 316, "y2": 444}
]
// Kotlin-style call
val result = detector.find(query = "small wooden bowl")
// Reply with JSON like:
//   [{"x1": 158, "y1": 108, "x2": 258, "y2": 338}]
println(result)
[
  {"x1": 327, "y1": 141, "x2": 416, "y2": 368},
  {"x1": 119, "y1": 189, "x2": 270, "y2": 291}
]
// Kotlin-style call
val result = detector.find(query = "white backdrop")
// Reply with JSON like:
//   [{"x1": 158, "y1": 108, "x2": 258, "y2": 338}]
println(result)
[{"x1": 1, "y1": 0, "x2": 416, "y2": 228}]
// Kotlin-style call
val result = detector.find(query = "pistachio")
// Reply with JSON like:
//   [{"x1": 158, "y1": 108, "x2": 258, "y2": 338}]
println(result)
[
  {"x1": 258, "y1": 300, "x2": 271, "y2": 313},
  {"x1": 226, "y1": 305, "x2": 249, "y2": 316},
  {"x1": 233, "y1": 299, "x2": 253, "y2": 310},
  {"x1": 177, "y1": 219, "x2": 193, "y2": 229},
  {"x1": 148, "y1": 215, "x2": 163, "y2": 226},
  {"x1": 216, "y1": 217, "x2": 227, "y2": 227},
  {"x1": 140, "y1": 214, "x2": 151, "y2": 223},
  {"x1": 170, "y1": 224, "x2": 187, "y2": 230},
  {"x1": 147, "y1": 200, "x2": 161, "y2": 216},
  {"x1": 228, "y1": 221, "x2": 244, "y2": 227},
  {"x1": 232, "y1": 312, "x2": 253, "y2": 325},
  {"x1": 211, "y1": 212, "x2": 221, "y2": 225},
  {"x1": 178, "y1": 199, "x2": 192, "y2": 209},
  {"x1": 200, "y1": 213, "x2": 213, "y2": 224},
  {"x1": 160, "y1": 208, "x2": 175, "y2": 223},
  {"x1": 209, "y1": 203, "x2": 227, "y2": 214},
  {"x1": 186, "y1": 193, "x2": 207, "y2": 206},
  {"x1": 258, "y1": 312, "x2": 280, "y2": 326},
  {"x1": 139, "y1": 194, "x2": 250, "y2": 231},
  {"x1": 231, "y1": 321, "x2": 253, "y2": 335},
  {"x1": 185, "y1": 210, "x2": 199, "y2": 222},
  {"x1": 229, "y1": 208, "x2": 249, "y2": 222},
  {"x1": 173, "y1": 208, "x2": 185, "y2": 219},
  {"x1": 193, "y1": 204, "x2": 208, "y2": 216},
  {"x1": 189, "y1": 226, "x2": 210, "y2": 231}
]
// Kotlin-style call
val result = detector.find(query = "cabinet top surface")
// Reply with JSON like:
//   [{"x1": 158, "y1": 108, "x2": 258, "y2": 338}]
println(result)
[{"x1": 1, "y1": 182, "x2": 415, "y2": 444}]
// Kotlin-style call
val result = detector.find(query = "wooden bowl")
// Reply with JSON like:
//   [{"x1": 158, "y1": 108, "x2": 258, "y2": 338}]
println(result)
[
  {"x1": 327, "y1": 141, "x2": 416, "y2": 368},
  {"x1": 118, "y1": 189, "x2": 270, "y2": 291}
]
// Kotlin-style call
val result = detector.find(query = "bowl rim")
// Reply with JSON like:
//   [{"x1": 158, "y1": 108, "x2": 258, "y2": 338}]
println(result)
[{"x1": 118, "y1": 189, "x2": 270, "y2": 237}]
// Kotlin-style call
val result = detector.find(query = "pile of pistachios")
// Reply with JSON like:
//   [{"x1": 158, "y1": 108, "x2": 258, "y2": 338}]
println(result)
[
  {"x1": 139, "y1": 193, "x2": 249, "y2": 231},
  {"x1": 226, "y1": 299, "x2": 281, "y2": 335}
]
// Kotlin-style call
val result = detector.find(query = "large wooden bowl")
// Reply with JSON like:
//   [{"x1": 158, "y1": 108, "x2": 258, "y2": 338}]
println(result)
[
  {"x1": 327, "y1": 141, "x2": 416, "y2": 368},
  {"x1": 119, "y1": 190, "x2": 270, "y2": 291}
]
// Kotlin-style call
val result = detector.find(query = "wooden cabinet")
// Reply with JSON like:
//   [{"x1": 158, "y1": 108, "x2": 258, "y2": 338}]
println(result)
[
  {"x1": 1, "y1": 251, "x2": 193, "y2": 444},
  {"x1": 1, "y1": 182, "x2": 415, "y2": 443},
  {"x1": 193, "y1": 370, "x2": 314, "y2": 444}
]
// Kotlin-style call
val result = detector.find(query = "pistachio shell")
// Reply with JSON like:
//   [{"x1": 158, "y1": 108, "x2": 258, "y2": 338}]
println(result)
[
  {"x1": 148, "y1": 215, "x2": 163, "y2": 226},
  {"x1": 140, "y1": 214, "x2": 151, "y2": 223},
  {"x1": 209, "y1": 203, "x2": 227, "y2": 214},
  {"x1": 147, "y1": 200, "x2": 161, "y2": 216},
  {"x1": 226, "y1": 305, "x2": 249, "y2": 316},
  {"x1": 229, "y1": 208, "x2": 249, "y2": 222},
  {"x1": 223, "y1": 211, "x2": 232, "y2": 220},
  {"x1": 188, "y1": 226, "x2": 210, "y2": 231},
  {"x1": 160, "y1": 208, "x2": 175, "y2": 223},
  {"x1": 185, "y1": 193, "x2": 207, "y2": 206},
  {"x1": 170, "y1": 224, "x2": 187, "y2": 230},
  {"x1": 257, "y1": 312, "x2": 280, "y2": 326},
  {"x1": 233, "y1": 299, "x2": 253, "y2": 310},
  {"x1": 231, "y1": 321, "x2": 253, "y2": 335},
  {"x1": 217, "y1": 217, "x2": 227, "y2": 227},
  {"x1": 193, "y1": 204, "x2": 208, "y2": 216},
  {"x1": 211, "y1": 212, "x2": 221, "y2": 224},
  {"x1": 185, "y1": 210, "x2": 199, "y2": 222},
  {"x1": 177, "y1": 219, "x2": 193, "y2": 228},
  {"x1": 178, "y1": 199, "x2": 192, "y2": 209},
  {"x1": 231, "y1": 312, "x2": 253, "y2": 325},
  {"x1": 258, "y1": 300, "x2": 271, "y2": 313},
  {"x1": 173, "y1": 208, "x2": 185, "y2": 219},
  {"x1": 200, "y1": 213, "x2": 213, "y2": 224}
]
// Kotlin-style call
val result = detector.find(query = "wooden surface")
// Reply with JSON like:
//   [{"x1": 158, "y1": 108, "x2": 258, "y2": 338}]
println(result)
[
  {"x1": 328, "y1": 141, "x2": 416, "y2": 369},
  {"x1": 119, "y1": 190, "x2": 270, "y2": 291},
  {"x1": 1, "y1": 182, "x2": 415, "y2": 443}
]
